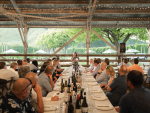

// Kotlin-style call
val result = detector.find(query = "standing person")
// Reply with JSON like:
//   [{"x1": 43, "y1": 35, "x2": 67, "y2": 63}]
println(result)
[{"x1": 71, "y1": 52, "x2": 79, "y2": 70}]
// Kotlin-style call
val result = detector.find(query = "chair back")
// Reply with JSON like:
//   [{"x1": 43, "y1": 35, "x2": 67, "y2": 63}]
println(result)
[{"x1": 0, "y1": 79, "x2": 8, "y2": 98}]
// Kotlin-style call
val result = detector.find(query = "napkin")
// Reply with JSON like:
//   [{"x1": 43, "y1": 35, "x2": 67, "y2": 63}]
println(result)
[
  {"x1": 44, "y1": 105, "x2": 58, "y2": 111},
  {"x1": 91, "y1": 89, "x2": 102, "y2": 93},
  {"x1": 93, "y1": 96, "x2": 107, "y2": 101},
  {"x1": 95, "y1": 104, "x2": 113, "y2": 111}
]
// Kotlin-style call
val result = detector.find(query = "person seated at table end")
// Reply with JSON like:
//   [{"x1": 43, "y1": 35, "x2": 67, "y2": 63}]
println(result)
[
  {"x1": 0, "y1": 78, "x2": 35, "y2": 113},
  {"x1": 115, "y1": 70, "x2": 150, "y2": 113},
  {"x1": 107, "y1": 65, "x2": 127, "y2": 106},
  {"x1": 96, "y1": 62, "x2": 110, "y2": 84}
]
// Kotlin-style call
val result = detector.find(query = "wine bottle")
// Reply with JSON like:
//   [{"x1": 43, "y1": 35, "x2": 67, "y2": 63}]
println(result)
[
  {"x1": 64, "y1": 80, "x2": 68, "y2": 93},
  {"x1": 79, "y1": 90, "x2": 84, "y2": 106},
  {"x1": 60, "y1": 79, "x2": 64, "y2": 93},
  {"x1": 68, "y1": 95, "x2": 74, "y2": 113},
  {"x1": 81, "y1": 92, "x2": 88, "y2": 113},
  {"x1": 72, "y1": 91, "x2": 77, "y2": 106},
  {"x1": 67, "y1": 79, "x2": 71, "y2": 93},
  {"x1": 73, "y1": 81, "x2": 77, "y2": 93},
  {"x1": 76, "y1": 94, "x2": 81, "y2": 113}
]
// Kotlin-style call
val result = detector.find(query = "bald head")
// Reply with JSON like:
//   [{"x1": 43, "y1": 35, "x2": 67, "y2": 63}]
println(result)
[
  {"x1": 12, "y1": 78, "x2": 31, "y2": 95},
  {"x1": 119, "y1": 65, "x2": 127, "y2": 75},
  {"x1": 101, "y1": 62, "x2": 107, "y2": 69},
  {"x1": 25, "y1": 72, "x2": 38, "y2": 83},
  {"x1": 45, "y1": 65, "x2": 54, "y2": 74}
]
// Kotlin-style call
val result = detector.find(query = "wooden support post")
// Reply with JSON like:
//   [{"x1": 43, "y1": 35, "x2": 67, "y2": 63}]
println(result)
[
  {"x1": 91, "y1": 29, "x2": 119, "y2": 53},
  {"x1": 147, "y1": 28, "x2": 150, "y2": 65},
  {"x1": 86, "y1": 22, "x2": 90, "y2": 67}
]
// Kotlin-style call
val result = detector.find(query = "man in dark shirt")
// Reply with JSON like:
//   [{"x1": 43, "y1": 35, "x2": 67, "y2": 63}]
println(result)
[
  {"x1": 107, "y1": 65, "x2": 127, "y2": 106},
  {"x1": 119, "y1": 70, "x2": 150, "y2": 113},
  {"x1": 0, "y1": 78, "x2": 35, "y2": 113}
]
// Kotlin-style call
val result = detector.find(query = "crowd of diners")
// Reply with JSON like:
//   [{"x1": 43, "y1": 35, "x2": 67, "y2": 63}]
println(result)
[{"x1": 0, "y1": 52, "x2": 149, "y2": 113}]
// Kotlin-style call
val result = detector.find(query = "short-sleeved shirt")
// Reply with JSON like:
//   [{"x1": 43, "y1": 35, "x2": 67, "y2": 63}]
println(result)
[
  {"x1": 107, "y1": 75, "x2": 126, "y2": 106},
  {"x1": 119, "y1": 86, "x2": 150, "y2": 113},
  {"x1": 0, "y1": 91, "x2": 35, "y2": 113},
  {"x1": 96, "y1": 70, "x2": 110, "y2": 84},
  {"x1": 128, "y1": 64, "x2": 144, "y2": 74}
]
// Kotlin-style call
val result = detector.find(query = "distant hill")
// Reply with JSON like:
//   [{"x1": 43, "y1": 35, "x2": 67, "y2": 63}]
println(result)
[{"x1": 0, "y1": 28, "x2": 48, "y2": 46}]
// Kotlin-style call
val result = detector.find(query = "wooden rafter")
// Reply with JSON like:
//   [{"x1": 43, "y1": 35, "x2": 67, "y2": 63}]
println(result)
[
  {"x1": 1, "y1": 0, "x2": 150, "y2": 4},
  {"x1": 91, "y1": 29, "x2": 119, "y2": 53}
]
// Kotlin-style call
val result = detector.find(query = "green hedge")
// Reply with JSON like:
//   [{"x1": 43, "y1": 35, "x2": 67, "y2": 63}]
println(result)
[{"x1": 67, "y1": 44, "x2": 149, "y2": 54}]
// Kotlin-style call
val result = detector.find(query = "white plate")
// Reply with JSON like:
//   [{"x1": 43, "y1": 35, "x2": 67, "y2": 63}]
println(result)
[
  {"x1": 93, "y1": 96, "x2": 107, "y2": 101},
  {"x1": 88, "y1": 82, "x2": 98, "y2": 86},
  {"x1": 44, "y1": 105, "x2": 58, "y2": 111},
  {"x1": 95, "y1": 104, "x2": 113, "y2": 111},
  {"x1": 91, "y1": 89, "x2": 102, "y2": 93}
]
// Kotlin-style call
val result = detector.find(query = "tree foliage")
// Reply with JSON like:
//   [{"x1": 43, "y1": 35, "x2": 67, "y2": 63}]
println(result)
[{"x1": 35, "y1": 28, "x2": 148, "y2": 53}]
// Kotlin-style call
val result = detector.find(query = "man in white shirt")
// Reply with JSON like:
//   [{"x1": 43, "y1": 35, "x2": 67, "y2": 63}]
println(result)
[
  {"x1": 0, "y1": 62, "x2": 19, "y2": 81},
  {"x1": 86, "y1": 59, "x2": 94, "y2": 72},
  {"x1": 26, "y1": 58, "x2": 37, "y2": 71},
  {"x1": 8, "y1": 62, "x2": 19, "y2": 78}
]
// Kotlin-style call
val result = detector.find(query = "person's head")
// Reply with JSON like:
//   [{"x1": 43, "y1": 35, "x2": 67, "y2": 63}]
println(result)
[
  {"x1": 11, "y1": 78, "x2": 32, "y2": 100},
  {"x1": 106, "y1": 65, "x2": 115, "y2": 77},
  {"x1": 89, "y1": 59, "x2": 93, "y2": 64},
  {"x1": 10, "y1": 62, "x2": 17, "y2": 70},
  {"x1": 53, "y1": 59, "x2": 58, "y2": 68},
  {"x1": 43, "y1": 61, "x2": 50, "y2": 66},
  {"x1": 73, "y1": 52, "x2": 77, "y2": 57},
  {"x1": 38, "y1": 65, "x2": 47, "y2": 76},
  {"x1": 101, "y1": 62, "x2": 107, "y2": 70},
  {"x1": 123, "y1": 58, "x2": 128, "y2": 64},
  {"x1": 25, "y1": 72, "x2": 38, "y2": 88},
  {"x1": 0, "y1": 62, "x2": 6, "y2": 69},
  {"x1": 121, "y1": 58, "x2": 124, "y2": 62},
  {"x1": 17, "y1": 60, "x2": 22, "y2": 67},
  {"x1": 47, "y1": 59, "x2": 52, "y2": 65},
  {"x1": 105, "y1": 58, "x2": 110, "y2": 65},
  {"x1": 52, "y1": 57, "x2": 56, "y2": 61},
  {"x1": 45, "y1": 65, "x2": 54, "y2": 75},
  {"x1": 126, "y1": 70, "x2": 143, "y2": 91},
  {"x1": 26, "y1": 58, "x2": 30, "y2": 63},
  {"x1": 18, "y1": 66, "x2": 30, "y2": 78},
  {"x1": 94, "y1": 59, "x2": 99, "y2": 66},
  {"x1": 134, "y1": 58, "x2": 139, "y2": 64},
  {"x1": 32, "y1": 60, "x2": 38, "y2": 68},
  {"x1": 22, "y1": 60, "x2": 27, "y2": 65},
  {"x1": 97, "y1": 58, "x2": 101, "y2": 64},
  {"x1": 119, "y1": 65, "x2": 127, "y2": 75},
  {"x1": 57, "y1": 57, "x2": 60, "y2": 62}
]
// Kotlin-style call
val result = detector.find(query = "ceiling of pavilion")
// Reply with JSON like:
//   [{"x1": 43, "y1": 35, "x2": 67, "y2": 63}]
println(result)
[{"x1": 0, "y1": 0, "x2": 150, "y2": 28}]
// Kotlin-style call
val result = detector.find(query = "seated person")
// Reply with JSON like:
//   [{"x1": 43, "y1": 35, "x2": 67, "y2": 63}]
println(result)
[
  {"x1": 15, "y1": 60, "x2": 22, "y2": 71},
  {"x1": 26, "y1": 58, "x2": 38, "y2": 72},
  {"x1": 38, "y1": 65, "x2": 47, "y2": 76},
  {"x1": 8, "y1": 62, "x2": 19, "y2": 77},
  {"x1": 47, "y1": 59, "x2": 52, "y2": 65},
  {"x1": 32, "y1": 60, "x2": 38, "y2": 73},
  {"x1": 0, "y1": 78, "x2": 35, "y2": 113},
  {"x1": 25, "y1": 72, "x2": 44, "y2": 113},
  {"x1": 123, "y1": 58, "x2": 130, "y2": 68},
  {"x1": 107, "y1": 65, "x2": 127, "y2": 106},
  {"x1": 22, "y1": 60, "x2": 27, "y2": 65},
  {"x1": 118, "y1": 70, "x2": 150, "y2": 113},
  {"x1": 53, "y1": 59, "x2": 62, "y2": 79},
  {"x1": 105, "y1": 58, "x2": 110, "y2": 65},
  {"x1": 118, "y1": 58, "x2": 124, "y2": 66},
  {"x1": 91, "y1": 59, "x2": 101, "y2": 77},
  {"x1": 128, "y1": 58, "x2": 144, "y2": 74},
  {"x1": 100, "y1": 66, "x2": 116, "y2": 94},
  {"x1": 86, "y1": 59, "x2": 94, "y2": 72},
  {"x1": 57, "y1": 57, "x2": 64, "y2": 72},
  {"x1": 0, "y1": 62, "x2": 19, "y2": 81},
  {"x1": 18, "y1": 65, "x2": 30, "y2": 78},
  {"x1": 96, "y1": 62, "x2": 110, "y2": 84},
  {"x1": 38, "y1": 65, "x2": 54, "y2": 97}
]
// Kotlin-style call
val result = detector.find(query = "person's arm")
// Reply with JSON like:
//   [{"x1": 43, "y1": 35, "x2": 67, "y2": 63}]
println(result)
[
  {"x1": 105, "y1": 78, "x2": 114, "y2": 89},
  {"x1": 71, "y1": 56, "x2": 74, "y2": 61},
  {"x1": 96, "y1": 71, "x2": 105, "y2": 82},
  {"x1": 89, "y1": 63, "x2": 94, "y2": 72},
  {"x1": 107, "y1": 78, "x2": 117, "y2": 92},
  {"x1": 34, "y1": 83, "x2": 44, "y2": 113}
]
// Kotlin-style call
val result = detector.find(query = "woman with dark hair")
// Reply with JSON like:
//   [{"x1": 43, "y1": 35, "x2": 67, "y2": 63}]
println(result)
[
  {"x1": 38, "y1": 65, "x2": 47, "y2": 76},
  {"x1": 32, "y1": 60, "x2": 38, "y2": 73},
  {"x1": 71, "y1": 52, "x2": 79, "y2": 70}
]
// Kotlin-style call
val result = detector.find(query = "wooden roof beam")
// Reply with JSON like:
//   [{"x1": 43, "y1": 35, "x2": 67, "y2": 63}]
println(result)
[{"x1": 1, "y1": 0, "x2": 150, "y2": 4}]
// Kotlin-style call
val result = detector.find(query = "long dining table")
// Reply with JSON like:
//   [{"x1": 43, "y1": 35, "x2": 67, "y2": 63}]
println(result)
[{"x1": 43, "y1": 66, "x2": 117, "y2": 113}]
